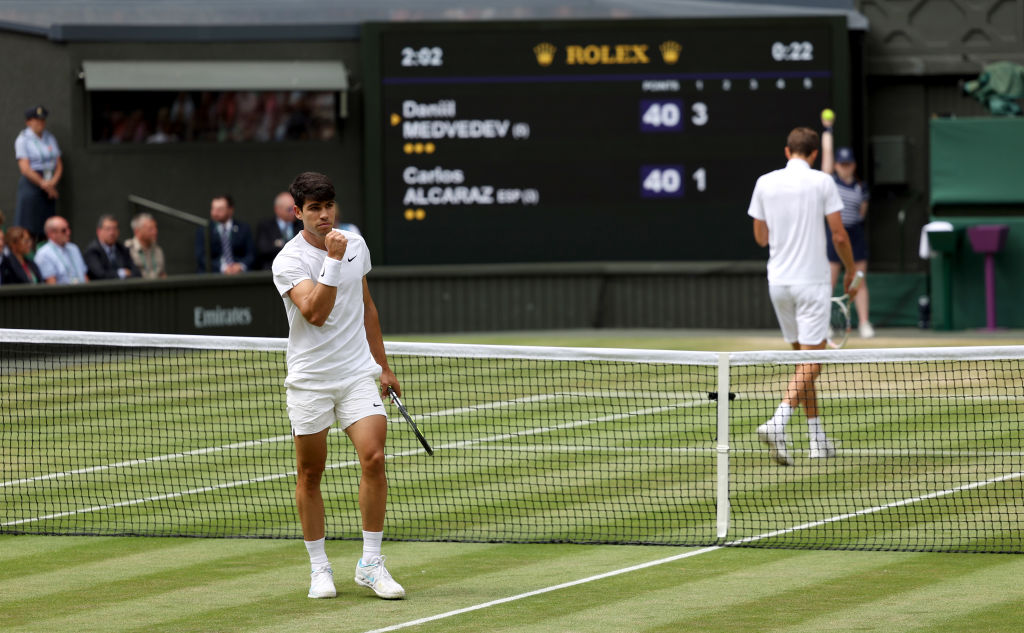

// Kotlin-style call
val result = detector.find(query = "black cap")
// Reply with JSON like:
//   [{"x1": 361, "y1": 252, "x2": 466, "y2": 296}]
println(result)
[{"x1": 25, "y1": 105, "x2": 48, "y2": 120}]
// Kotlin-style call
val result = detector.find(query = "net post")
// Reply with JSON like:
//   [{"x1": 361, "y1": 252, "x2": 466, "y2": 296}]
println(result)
[{"x1": 715, "y1": 352, "x2": 731, "y2": 540}]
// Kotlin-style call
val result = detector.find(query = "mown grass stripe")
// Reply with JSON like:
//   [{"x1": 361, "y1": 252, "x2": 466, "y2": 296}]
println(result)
[
  {"x1": 358, "y1": 465, "x2": 1023, "y2": 632},
  {"x1": 3, "y1": 399, "x2": 705, "y2": 528},
  {"x1": 0, "y1": 393, "x2": 570, "y2": 488}
]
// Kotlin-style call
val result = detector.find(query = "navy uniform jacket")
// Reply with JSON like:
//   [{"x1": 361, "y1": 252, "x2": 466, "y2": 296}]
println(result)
[{"x1": 195, "y1": 220, "x2": 255, "y2": 273}]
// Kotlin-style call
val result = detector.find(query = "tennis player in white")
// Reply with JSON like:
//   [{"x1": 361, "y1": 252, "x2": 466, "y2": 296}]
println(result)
[
  {"x1": 748, "y1": 127, "x2": 858, "y2": 465},
  {"x1": 272, "y1": 171, "x2": 405, "y2": 599}
]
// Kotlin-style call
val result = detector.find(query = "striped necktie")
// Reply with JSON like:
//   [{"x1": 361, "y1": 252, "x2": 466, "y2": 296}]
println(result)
[{"x1": 220, "y1": 224, "x2": 234, "y2": 266}]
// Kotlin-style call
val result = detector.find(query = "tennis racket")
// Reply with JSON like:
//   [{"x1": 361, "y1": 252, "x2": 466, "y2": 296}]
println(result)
[
  {"x1": 827, "y1": 271, "x2": 864, "y2": 349},
  {"x1": 386, "y1": 386, "x2": 433, "y2": 456}
]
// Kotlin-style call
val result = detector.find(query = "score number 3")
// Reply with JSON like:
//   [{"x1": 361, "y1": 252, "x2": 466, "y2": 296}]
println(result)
[{"x1": 640, "y1": 100, "x2": 709, "y2": 131}]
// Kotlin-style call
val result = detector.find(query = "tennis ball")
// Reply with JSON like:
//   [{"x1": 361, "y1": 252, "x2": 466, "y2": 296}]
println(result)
[{"x1": 821, "y1": 108, "x2": 835, "y2": 125}]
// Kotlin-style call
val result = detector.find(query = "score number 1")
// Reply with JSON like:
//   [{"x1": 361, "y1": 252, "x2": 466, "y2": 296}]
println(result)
[
  {"x1": 641, "y1": 166, "x2": 707, "y2": 198},
  {"x1": 640, "y1": 100, "x2": 709, "y2": 131}
]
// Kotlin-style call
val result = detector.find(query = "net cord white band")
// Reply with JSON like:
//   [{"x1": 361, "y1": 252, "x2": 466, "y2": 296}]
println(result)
[{"x1": 1, "y1": 328, "x2": 1023, "y2": 365}]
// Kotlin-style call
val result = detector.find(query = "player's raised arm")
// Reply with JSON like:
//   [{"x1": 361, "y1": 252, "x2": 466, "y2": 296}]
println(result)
[
  {"x1": 820, "y1": 108, "x2": 835, "y2": 174},
  {"x1": 286, "y1": 230, "x2": 347, "y2": 326}
]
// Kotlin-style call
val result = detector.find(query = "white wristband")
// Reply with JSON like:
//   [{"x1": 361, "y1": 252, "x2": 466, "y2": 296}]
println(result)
[{"x1": 318, "y1": 257, "x2": 344, "y2": 287}]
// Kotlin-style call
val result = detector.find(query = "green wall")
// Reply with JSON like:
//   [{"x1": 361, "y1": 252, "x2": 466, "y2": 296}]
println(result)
[{"x1": 931, "y1": 118, "x2": 1024, "y2": 205}]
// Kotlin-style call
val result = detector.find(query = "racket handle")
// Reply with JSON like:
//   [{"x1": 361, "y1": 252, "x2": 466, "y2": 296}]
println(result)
[{"x1": 850, "y1": 270, "x2": 864, "y2": 291}]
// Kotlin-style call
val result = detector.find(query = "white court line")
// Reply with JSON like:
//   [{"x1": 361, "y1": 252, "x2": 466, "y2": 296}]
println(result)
[
  {"x1": 454, "y1": 445, "x2": 1024, "y2": 457},
  {"x1": 0, "y1": 393, "x2": 567, "y2": 489},
  {"x1": 2, "y1": 399, "x2": 706, "y2": 527},
  {"x1": 0, "y1": 436, "x2": 294, "y2": 489},
  {"x1": 725, "y1": 469, "x2": 1024, "y2": 545},
  {"x1": 363, "y1": 547, "x2": 724, "y2": 633},
  {"x1": 14, "y1": 385, "x2": 1009, "y2": 490},
  {"x1": 362, "y1": 468, "x2": 1024, "y2": 633}
]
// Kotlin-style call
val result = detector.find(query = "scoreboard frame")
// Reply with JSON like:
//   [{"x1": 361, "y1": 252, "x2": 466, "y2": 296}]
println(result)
[{"x1": 362, "y1": 17, "x2": 852, "y2": 265}]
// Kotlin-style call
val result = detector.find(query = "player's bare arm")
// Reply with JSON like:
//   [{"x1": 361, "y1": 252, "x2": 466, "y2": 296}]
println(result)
[
  {"x1": 753, "y1": 218, "x2": 769, "y2": 247},
  {"x1": 286, "y1": 231, "x2": 349, "y2": 326},
  {"x1": 362, "y1": 278, "x2": 400, "y2": 397},
  {"x1": 825, "y1": 212, "x2": 858, "y2": 296}
]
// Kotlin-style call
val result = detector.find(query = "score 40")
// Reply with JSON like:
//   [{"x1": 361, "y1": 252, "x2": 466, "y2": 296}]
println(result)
[
  {"x1": 640, "y1": 100, "x2": 709, "y2": 131},
  {"x1": 641, "y1": 166, "x2": 707, "y2": 198}
]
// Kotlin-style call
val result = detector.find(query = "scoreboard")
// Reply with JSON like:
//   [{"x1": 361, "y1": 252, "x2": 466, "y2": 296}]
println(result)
[{"x1": 362, "y1": 18, "x2": 851, "y2": 265}]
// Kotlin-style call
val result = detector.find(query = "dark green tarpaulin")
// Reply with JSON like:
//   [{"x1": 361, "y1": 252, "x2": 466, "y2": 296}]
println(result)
[{"x1": 930, "y1": 118, "x2": 1024, "y2": 205}]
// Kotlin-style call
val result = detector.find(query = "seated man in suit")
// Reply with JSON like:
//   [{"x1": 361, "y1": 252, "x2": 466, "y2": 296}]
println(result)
[
  {"x1": 254, "y1": 191, "x2": 301, "y2": 270},
  {"x1": 83, "y1": 214, "x2": 140, "y2": 280},
  {"x1": 195, "y1": 194, "x2": 254, "y2": 274}
]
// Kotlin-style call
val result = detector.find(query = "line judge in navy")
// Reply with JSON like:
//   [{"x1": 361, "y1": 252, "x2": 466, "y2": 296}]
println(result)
[{"x1": 14, "y1": 106, "x2": 63, "y2": 242}]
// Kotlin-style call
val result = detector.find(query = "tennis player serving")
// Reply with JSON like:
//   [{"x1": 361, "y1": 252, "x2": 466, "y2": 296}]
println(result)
[
  {"x1": 272, "y1": 171, "x2": 405, "y2": 600},
  {"x1": 748, "y1": 127, "x2": 858, "y2": 465}
]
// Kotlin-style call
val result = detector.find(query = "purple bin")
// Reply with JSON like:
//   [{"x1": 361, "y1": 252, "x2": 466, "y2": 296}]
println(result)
[
  {"x1": 967, "y1": 225, "x2": 1009, "y2": 254},
  {"x1": 966, "y1": 224, "x2": 1010, "y2": 330}
]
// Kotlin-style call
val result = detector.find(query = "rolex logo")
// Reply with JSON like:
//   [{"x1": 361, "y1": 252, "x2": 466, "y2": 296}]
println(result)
[
  {"x1": 533, "y1": 42, "x2": 557, "y2": 67},
  {"x1": 659, "y1": 41, "x2": 681, "y2": 65}
]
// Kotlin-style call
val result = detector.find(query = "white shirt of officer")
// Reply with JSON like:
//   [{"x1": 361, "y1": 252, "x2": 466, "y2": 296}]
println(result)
[
  {"x1": 15, "y1": 127, "x2": 61, "y2": 173},
  {"x1": 271, "y1": 229, "x2": 378, "y2": 385}
]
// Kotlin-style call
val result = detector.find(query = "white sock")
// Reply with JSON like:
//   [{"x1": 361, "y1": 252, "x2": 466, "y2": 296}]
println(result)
[
  {"x1": 362, "y1": 530, "x2": 383, "y2": 563},
  {"x1": 305, "y1": 537, "x2": 329, "y2": 570},
  {"x1": 768, "y1": 402, "x2": 794, "y2": 432},
  {"x1": 807, "y1": 417, "x2": 827, "y2": 443}
]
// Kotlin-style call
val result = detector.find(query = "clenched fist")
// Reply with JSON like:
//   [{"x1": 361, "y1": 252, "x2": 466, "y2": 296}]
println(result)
[{"x1": 325, "y1": 228, "x2": 348, "y2": 260}]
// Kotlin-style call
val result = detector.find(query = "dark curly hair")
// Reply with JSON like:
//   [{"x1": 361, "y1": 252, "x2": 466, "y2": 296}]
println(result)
[{"x1": 289, "y1": 172, "x2": 335, "y2": 209}]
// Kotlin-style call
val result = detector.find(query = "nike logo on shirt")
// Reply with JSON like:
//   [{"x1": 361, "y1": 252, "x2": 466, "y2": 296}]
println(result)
[
  {"x1": 373, "y1": 403, "x2": 382, "y2": 407},
  {"x1": 347, "y1": 255, "x2": 357, "y2": 262}
]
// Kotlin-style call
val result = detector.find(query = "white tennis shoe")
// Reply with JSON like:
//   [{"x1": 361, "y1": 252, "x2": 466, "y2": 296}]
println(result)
[
  {"x1": 308, "y1": 564, "x2": 337, "y2": 599},
  {"x1": 809, "y1": 437, "x2": 837, "y2": 459},
  {"x1": 757, "y1": 423, "x2": 792, "y2": 466},
  {"x1": 355, "y1": 555, "x2": 406, "y2": 599}
]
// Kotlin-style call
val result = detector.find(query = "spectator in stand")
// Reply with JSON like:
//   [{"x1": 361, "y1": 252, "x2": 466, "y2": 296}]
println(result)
[
  {"x1": 84, "y1": 215, "x2": 140, "y2": 280},
  {"x1": 0, "y1": 225, "x2": 7, "y2": 284},
  {"x1": 14, "y1": 106, "x2": 63, "y2": 243},
  {"x1": 125, "y1": 213, "x2": 166, "y2": 279},
  {"x1": 255, "y1": 191, "x2": 302, "y2": 270},
  {"x1": 34, "y1": 215, "x2": 88, "y2": 284},
  {"x1": 195, "y1": 194, "x2": 254, "y2": 274},
  {"x1": 0, "y1": 226, "x2": 43, "y2": 284}
]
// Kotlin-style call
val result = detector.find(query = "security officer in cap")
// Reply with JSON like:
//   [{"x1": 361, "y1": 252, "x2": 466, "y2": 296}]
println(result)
[{"x1": 14, "y1": 105, "x2": 63, "y2": 243}]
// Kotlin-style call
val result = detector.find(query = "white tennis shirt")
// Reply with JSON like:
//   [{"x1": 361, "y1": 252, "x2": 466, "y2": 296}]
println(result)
[
  {"x1": 747, "y1": 158, "x2": 843, "y2": 285},
  {"x1": 272, "y1": 229, "x2": 380, "y2": 385}
]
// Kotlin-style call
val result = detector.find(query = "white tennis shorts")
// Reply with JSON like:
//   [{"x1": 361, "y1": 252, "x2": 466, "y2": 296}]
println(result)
[
  {"x1": 285, "y1": 376, "x2": 386, "y2": 436},
  {"x1": 768, "y1": 282, "x2": 831, "y2": 345}
]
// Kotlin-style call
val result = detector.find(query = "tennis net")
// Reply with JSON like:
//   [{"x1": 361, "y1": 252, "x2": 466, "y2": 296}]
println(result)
[{"x1": 1, "y1": 329, "x2": 1021, "y2": 553}]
